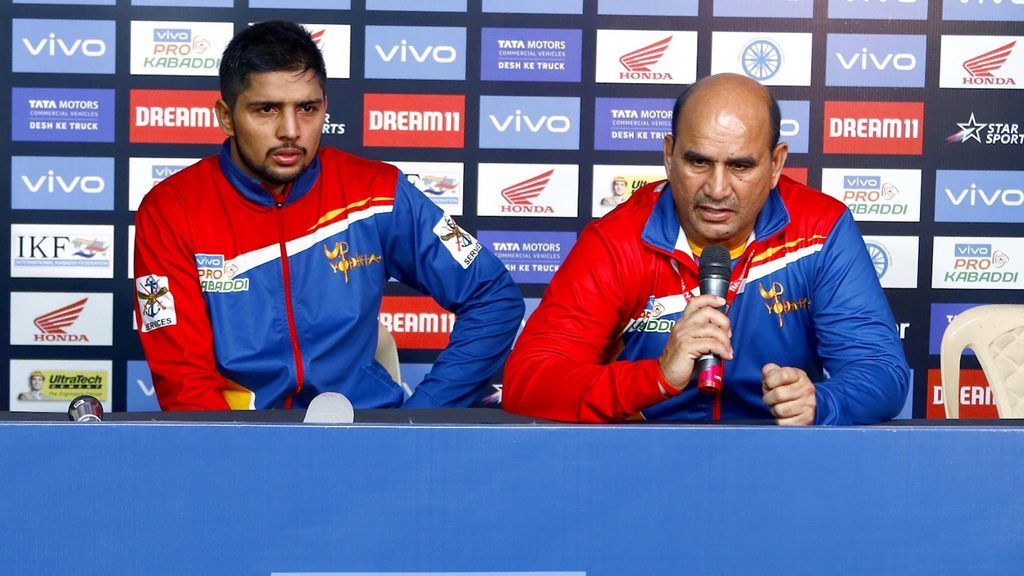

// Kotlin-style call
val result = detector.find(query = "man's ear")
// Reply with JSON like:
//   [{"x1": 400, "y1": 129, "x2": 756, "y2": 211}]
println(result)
[
  {"x1": 215, "y1": 100, "x2": 234, "y2": 137},
  {"x1": 770, "y1": 141, "x2": 789, "y2": 188},
  {"x1": 663, "y1": 135, "x2": 674, "y2": 177}
]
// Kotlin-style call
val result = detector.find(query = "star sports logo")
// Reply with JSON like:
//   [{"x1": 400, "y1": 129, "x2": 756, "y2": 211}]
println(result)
[
  {"x1": 501, "y1": 170, "x2": 553, "y2": 213},
  {"x1": 946, "y1": 112, "x2": 1023, "y2": 145},
  {"x1": 619, "y1": 36, "x2": 672, "y2": 80},
  {"x1": 34, "y1": 298, "x2": 87, "y2": 341}
]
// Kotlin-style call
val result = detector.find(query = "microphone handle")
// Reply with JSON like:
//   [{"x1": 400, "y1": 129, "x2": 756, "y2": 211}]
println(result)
[{"x1": 697, "y1": 274, "x2": 729, "y2": 394}]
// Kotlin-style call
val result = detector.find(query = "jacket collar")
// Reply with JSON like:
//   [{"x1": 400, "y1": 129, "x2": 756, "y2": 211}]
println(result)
[
  {"x1": 641, "y1": 181, "x2": 791, "y2": 255},
  {"x1": 218, "y1": 139, "x2": 321, "y2": 207}
]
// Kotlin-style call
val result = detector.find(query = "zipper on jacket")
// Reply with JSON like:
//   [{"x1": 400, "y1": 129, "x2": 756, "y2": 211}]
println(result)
[{"x1": 275, "y1": 200, "x2": 306, "y2": 405}]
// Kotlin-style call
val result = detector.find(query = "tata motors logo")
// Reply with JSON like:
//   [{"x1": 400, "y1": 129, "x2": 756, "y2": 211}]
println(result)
[
  {"x1": 481, "y1": 28, "x2": 582, "y2": 82},
  {"x1": 10, "y1": 292, "x2": 113, "y2": 346},
  {"x1": 940, "y1": 36, "x2": 1024, "y2": 89},
  {"x1": 477, "y1": 230, "x2": 576, "y2": 284},
  {"x1": 932, "y1": 237, "x2": 1023, "y2": 289},
  {"x1": 10, "y1": 224, "x2": 114, "y2": 279},
  {"x1": 594, "y1": 97, "x2": 674, "y2": 151},
  {"x1": 826, "y1": 34, "x2": 926, "y2": 87},
  {"x1": 11, "y1": 156, "x2": 114, "y2": 211},
  {"x1": 13, "y1": 19, "x2": 115, "y2": 74},
  {"x1": 129, "y1": 89, "x2": 223, "y2": 144},
  {"x1": 822, "y1": 169, "x2": 921, "y2": 222},
  {"x1": 130, "y1": 21, "x2": 232, "y2": 76},
  {"x1": 479, "y1": 96, "x2": 580, "y2": 150},
  {"x1": 711, "y1": 32, "x2": 813, "y2": 86},
  {"x1": 12, "y1": 87, "x2": 115, "y2": 143},
  {"x1": 946, "y1": 112, "x2": 1023, "y2": 146},
  {"x1": 935, "y1": 170, "x2": 1024, "y2": 223},
  {"x1": 363, "y1": 93, "x2": 464, "y2": 148},
  {"x1": 595, "y1": 30, "x2": 697, "y2": 85},
  {"x1": 823, "y1": 101, "x2": 924, "y2": 155},
  {"x1": 478, "y1": 163, "x2": 579, "y2": 218},
  {"x1": 365, "y1": 25, "x2": 465, "y2": 80}
]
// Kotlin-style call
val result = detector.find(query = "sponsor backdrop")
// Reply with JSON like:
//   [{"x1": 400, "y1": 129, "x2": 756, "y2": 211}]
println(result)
[{"x1": 3, "y1": 0, "x2": 1023, "y2": 418}]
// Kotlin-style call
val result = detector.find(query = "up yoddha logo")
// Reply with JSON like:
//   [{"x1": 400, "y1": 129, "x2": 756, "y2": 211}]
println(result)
[
  {"x1": 759, "y1": 281, "x2": 811, "y2": 328},
  {"x1": 323, "y1": 241, "x2": 382, "y2": 283}
]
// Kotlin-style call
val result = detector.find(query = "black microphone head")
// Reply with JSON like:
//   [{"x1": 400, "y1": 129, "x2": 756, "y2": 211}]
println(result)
[
  {"x1": 68, "y1": 395, "x2": 103, "y2": 422},
  {"x1": 698, "y1": 244, "x2": 731, "y2": 280}
]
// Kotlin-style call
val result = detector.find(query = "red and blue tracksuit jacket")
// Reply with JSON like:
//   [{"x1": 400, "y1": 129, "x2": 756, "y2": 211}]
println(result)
[
  {"x1": 503, "y1": 175, "x2": 910, "y2": 424},
  {"x1": 134, "y1": 143, "x2": 524, "y2": 410}
]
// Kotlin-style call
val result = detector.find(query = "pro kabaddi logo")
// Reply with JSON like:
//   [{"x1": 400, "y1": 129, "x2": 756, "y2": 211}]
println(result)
[
  {"x1": 500, "y1": 169, "x2": 555, "y2": 214},
  {"x1": 962, "y1": 40, "x2": 1016, "y2": 86},
  {"x1": 619, "y1": 36, "x2": 673, "y2": 80}
]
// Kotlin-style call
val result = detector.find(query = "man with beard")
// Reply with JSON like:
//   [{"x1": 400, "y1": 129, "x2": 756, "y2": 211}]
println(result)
[
  {"x1": 503, "y1": 73, "x2": 909, "y2": 425},
  {"x1": 134, "y1": 21, "x2": 523, "y2": 411}
]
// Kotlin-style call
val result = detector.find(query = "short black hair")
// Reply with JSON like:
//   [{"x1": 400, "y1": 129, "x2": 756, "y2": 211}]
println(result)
[
  {"x1": 219, "y1": 20, "x2": 328, "y2": 110},
  {"x1": 670, "y1": 80, "x2": 781, "y2": 151}
]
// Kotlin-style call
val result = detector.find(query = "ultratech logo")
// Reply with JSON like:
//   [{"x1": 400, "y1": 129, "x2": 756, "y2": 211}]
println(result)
[
  {"x1": 33, "y1": 298, "x2": 89, "y2": 343},
  {"x1": 129, "y1": 89, "x2": 223, "y2": 144},
  {"x1": 962, "y1": 40, "x2": 1016, "y2": 86},
  {"x1": 501, "y1": 170, "x2": 555, "y2": 214},
  {"x1": 946, "y1": 112, "x2": 1023, "y2": 145},
  {"x1": 130, "y1": 21, "x2": 232, "y2": 76},
  {"x1": 363, "y1": 93, "x2": 464, "y2": 148},
  {"x1": 619, "y1": 36, "x2": 673, "y2": 80},
  {"x1": 823, "y1": 101, "x2": 924, "y2": 155}
]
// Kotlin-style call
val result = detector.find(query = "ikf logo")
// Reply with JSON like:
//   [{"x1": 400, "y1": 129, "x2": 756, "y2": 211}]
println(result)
[
  {"x1": 826, "y1": 34, "x2": 926, "y2": 87},
  {"x1": 862, "y1": 236, "x2": 919, "y2": 288},
  {"x1": 388, "y1": 160, "x2": 464, "y2": 216},
  {"x1": 481, "y1": 28, "x2": 582, "y2": 82},
  {"x1": 11, "y1": 87, "x2": 115, "y2": 143},
  {"x1": 302, "y1": 24, "x2": 351, "y2": 79},
  {"x1": 128, "y1": 157, "x2": 200, "y2": 211},
  {"x1": 821, "y1": 168, "x2": 922, "y2": 222},
  {"x1": 479, "y1": 96, "x2": 580, "y2": 150},
  {"x1": 129, "y1": 89, "x2": 223, "y2": 144},
  {"x1": 10, "y1": 223, "x2": 114, "y2": 279},
  {"x1": 129, "y1": 21, "x2": 233, "y2": 76},
  {"x1": 11, "y1": 156, "x2": 114, "y2": 211},
  {"x1": 477, "y1": 163, "x2": 579, "y2": 218},
  {"x1": 10, "y1": 292, "x2": 113, "y2": 346},
  {"x1": 932, "y1": 237, "x2": 1023, "y2": 289},
  {"x1": 710, "y1": 32, "x2": 813, "y2": 86},
  {"x1": 823, "y1": 101, "x2": 924, "y2": 155},
  {"x1": 943, "y1": 0, "x2": 1024, "y2": 21},
  {"x1": 594, "y1": 30, "x2": 697, "y2": 85},
  {"x1": 940, "y1": 36, "x2": 1024, "y2": 89},
  {"x1": 12, "y1": 19, "x2": 115, "y2": 74},
  {"x1": 935, "y1": 170, "x2": 1024, "y2": 223},
  {"x1": 364, "y1": 93, "x2": 464, "y2": 148},
  {"x1": 365, "y1": 26, "x2": 465, "y2": 80},
  {"x1": 827, "y1": 0, "x2": 927, "y2": 20}
]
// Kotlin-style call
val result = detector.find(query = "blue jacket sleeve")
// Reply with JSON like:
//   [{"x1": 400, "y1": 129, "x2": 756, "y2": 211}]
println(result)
[
  {"x1": 379, "y1": 175, "x2": 525, "y2": 408},
  {"x1": 810, "y1": 212, "x2": 911, "y2": 425}
]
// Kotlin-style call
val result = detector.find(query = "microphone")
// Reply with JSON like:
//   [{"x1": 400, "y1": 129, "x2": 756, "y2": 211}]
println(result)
[
  {"x1": 303, "y1": 392, "x2": 355, "y2": 424},
  {"x1": 68, "y1": 395, "x2": 104, "y2": 422},
  {"x1": 695, "y1": 244, "x2": 731, "y2": 394}
]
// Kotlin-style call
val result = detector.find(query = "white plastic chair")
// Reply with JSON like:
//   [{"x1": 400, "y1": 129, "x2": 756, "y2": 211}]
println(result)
[
  {"x1": 375, "y1": 321, "x2": 401, "y2": 384},
  {"x1": 940, "y1": 305, "x2": 1024, "y2": 418}
]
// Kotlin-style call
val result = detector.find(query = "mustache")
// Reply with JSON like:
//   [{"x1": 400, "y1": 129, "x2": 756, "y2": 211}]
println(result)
[
  {"x1": 693, "y1": 192, "x2": 737, "y2": 210},
  {"x1": 268, "y1": 144, "x2": 307, "y2": 155}
]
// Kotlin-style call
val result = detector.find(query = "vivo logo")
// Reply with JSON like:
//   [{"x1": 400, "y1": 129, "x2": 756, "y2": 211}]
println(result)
[
  {"x1": 945, "y1": 185, "x2": 1024, "y2": 207},
  {"x1": 955, "y1": 244, "x2": 992, "y2": 257},
  {"x1": 375, "y1": 41, "x2": 457, "y2": 63},
  {"x1": 194, "y1": 254, "x2": 224, "y2": 268},
  {"x1": 780, "y1": 119, "x2": 800, "y2": 137},
  {"x1": 957, "y1": 0, "x2": 1024, "y2": 4},
  {"x1": 21, "y1": 171, "x2": 105, "y2": 194},
  {"x1": 489, "y1": 111, "x2": 571, "y2": 133},
  {"x1": 152, "y1": 165, "x2": 185, "y2": 178},
  {"x1": 22, "y1": 34, "x2": 106, "y2": 57},
  {"x1": 845, "y1": 175, "x2": 881, "y2": 187},
  {"x1": 153, "y1": 29, "x2": 191, "y2": 43},
  {"x1": 848, "y1": 0, "x2": 918, "y2": 3},
  {"x1": 836, "y1": 49, "x2": 916, "y2": 70}
]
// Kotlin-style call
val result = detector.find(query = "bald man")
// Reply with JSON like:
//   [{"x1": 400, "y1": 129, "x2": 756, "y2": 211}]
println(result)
[{"x1": 503, "y1": 74, "x2": 910, "y2": 425}]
